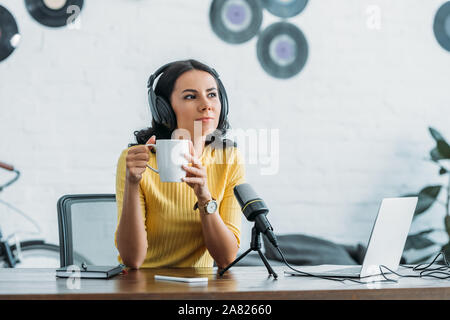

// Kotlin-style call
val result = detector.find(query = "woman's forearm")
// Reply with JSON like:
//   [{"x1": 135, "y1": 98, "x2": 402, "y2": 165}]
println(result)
[
  {"x1": 199, "y1": 209, "x2": 239, "y2": 269},
  {"x1": 116, "y1": 180, "x2": 148, "y2": 268}
]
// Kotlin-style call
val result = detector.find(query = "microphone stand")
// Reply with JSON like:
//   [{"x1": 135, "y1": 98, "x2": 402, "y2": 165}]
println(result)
[{"x1": 219, "y1": 225, "x2": 278, "y2": 279}]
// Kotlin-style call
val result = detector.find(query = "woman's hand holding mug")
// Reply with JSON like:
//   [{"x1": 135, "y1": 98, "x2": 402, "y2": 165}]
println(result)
[
  {"x1": 125, "y1": 135, "x2": 156, "y2": 184},
  {"x1": 181, "y1": 140, "x2": 212, "y2": 203},
  {"x1": 126, "y1": 137, "x2": 210, "y2": 200}
]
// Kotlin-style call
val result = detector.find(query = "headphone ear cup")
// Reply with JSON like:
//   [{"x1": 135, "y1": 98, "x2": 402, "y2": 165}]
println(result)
[
  {"x1": 148, "y1": 89, "x2": 161, "y2": 124},
  {"x1": 217, "y1": 79, "x2": 229, "y2": 129},
  {"x1": 155, "y1": 96, "x2": 177, "y2": 129},
  {"x1": 211, "y1": 69, "x2": 228, "y2": 127}
]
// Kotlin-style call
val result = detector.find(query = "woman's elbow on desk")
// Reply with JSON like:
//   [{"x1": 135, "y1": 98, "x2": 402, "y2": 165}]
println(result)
[
  {"x1": 121, "y1": 257, "x2": 145, "y2": 269},
  {"x1": 117, "y1": 242, "x2": 147, "y2": 269},
  {"x1": 215, "y1": 252, "x2": 239, "y2": 270}
]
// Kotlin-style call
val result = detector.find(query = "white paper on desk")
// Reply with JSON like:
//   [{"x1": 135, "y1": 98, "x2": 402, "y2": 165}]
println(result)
[{"x1": 154, "y1": 275, "x2": 208, "y2": 283}]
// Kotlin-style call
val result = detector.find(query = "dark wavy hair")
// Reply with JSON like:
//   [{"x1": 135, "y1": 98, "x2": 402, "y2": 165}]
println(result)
[{"x1": 130, "y1": 59, "x2": 235, "y2": 152}]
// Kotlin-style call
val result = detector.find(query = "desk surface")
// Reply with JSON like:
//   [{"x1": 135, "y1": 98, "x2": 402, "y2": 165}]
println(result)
[{"x1": 1, "y1": 265, "x2": 450, "y2": 300}]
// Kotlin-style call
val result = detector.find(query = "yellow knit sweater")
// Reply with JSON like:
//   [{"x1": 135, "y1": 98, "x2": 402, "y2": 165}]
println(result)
[{"x1": 114, "y1": 142, "x2": 246, "y2": 268}]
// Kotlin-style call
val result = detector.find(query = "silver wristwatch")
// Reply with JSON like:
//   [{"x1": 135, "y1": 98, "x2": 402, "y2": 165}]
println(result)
[
  {"x1": 194, "y1": 198, "x2": 218, "y2": 214},
  {"x1": 203, "y1": 199, "x2": 218, "y2": 214}
]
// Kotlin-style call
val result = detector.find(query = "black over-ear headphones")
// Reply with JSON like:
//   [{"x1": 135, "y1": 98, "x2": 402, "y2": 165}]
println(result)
[{"x1": 147, "y1": 62, "x2": 229, "y2": 130}]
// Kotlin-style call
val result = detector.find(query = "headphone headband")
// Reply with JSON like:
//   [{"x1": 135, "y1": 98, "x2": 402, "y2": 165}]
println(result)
[
  {"x1": 147, "y1": 64, "x2": 221, "y2": 90},
  {"x1": 147, "y1": 62, "x2": 173, "y2": 91}
]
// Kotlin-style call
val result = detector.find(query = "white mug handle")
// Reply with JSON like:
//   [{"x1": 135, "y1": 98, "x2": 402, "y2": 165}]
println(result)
[{"x1": 145, "y1": 144, "x2": 159, "y2": 174}]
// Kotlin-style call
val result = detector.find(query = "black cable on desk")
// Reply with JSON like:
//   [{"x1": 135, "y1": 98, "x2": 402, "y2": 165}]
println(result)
[
  {"x1": 275, "y1": 246, "x2": 346, "y2": 283},
  {"x1": 379, "y1": 251, "x2": 450, "y2": 280},
  {"x1": 278, "y1": 246, "x2": 450, "y2": 284},
  {"x1": 276, "y1": 246, "x2": 397, "y2": 285}
]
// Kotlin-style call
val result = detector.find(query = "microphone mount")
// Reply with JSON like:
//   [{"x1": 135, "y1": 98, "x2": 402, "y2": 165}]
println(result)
[
  {"x1": 219, "y1": 183, "x2": 279, "y2": 278},
  {"x1": 218, "y1": 225, "x2": 278, "y2": 279}
]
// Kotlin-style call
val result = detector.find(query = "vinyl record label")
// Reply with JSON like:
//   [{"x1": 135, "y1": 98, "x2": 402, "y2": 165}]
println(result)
[
  {"x1": 25, "y1": 0, "x2": 84, "y2": 28},
  {"x1": 210, "y1": 0, "x2": 263, "y2": 44},
  {"x1": 257, "y1": 22, "x2": 308, "y2": 78}
]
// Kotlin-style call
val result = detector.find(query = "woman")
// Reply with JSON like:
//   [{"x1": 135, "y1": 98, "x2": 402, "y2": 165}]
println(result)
[{"x1": 114, "y1": 59, "x2": 246, "y2": 269}]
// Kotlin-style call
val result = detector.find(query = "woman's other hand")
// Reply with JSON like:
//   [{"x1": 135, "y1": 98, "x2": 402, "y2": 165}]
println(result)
[
  {"x1": 125, "y1": 135, "x2": 155, "y2": 184},
  {"x1": 181, "y1": 140, "x2": 211, "y2": 202}
]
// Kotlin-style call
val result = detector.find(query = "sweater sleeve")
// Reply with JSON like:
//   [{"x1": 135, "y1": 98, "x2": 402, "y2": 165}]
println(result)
[
  {"x1": 114, "y1": 147, "x2": 147, "y2": 250},
  {"x1": 219, "y1": 147, "x2": 246, "y2": 247}
]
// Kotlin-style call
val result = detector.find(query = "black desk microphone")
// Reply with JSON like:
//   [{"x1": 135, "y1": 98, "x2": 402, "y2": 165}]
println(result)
[{"x1": 233, "y1": 183, "x2": 278, "y2": 248}]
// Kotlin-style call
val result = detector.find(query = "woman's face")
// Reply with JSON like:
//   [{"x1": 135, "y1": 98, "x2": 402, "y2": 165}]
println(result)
[{"x1": 170, "y1": 69, "x2": 221, "y2": 140}]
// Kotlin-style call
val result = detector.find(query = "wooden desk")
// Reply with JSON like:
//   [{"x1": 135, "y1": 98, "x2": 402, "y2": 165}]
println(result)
[{"x1": 1, "y1": 266, "x2": 450, "y2": 300}]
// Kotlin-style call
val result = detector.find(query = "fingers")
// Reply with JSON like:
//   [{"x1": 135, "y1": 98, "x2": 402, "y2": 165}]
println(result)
[
  {"x1": 126, "y1": 160, "x2": 149, "y2": 172},
  {"x1": 146, "y1": 135, "x2": 156, "y2": 152},
  {"x1": 184, "y1": 153, "x2": 201, "y2": 168},
  {"x1": 125, "y1": 139, "x2": 154, "y2": 184},
  {"x1": 182, "y1": 164, "x2": 205, "y2": 177},
  {"x1": 181, "y1": 155, "x2": 207, "y2": 188},
  {"x1": 182, "y1": 176, "x2": 205, "y2": 185},
  {"x1": 188, "y1": 140, "x2": 195, "y2": 157},
  {"x1": 128, "y1": 145, "x2": 149, "y2": 155},
  {"x1": 127, "y1": 147, "x2": 150, "y2": 163},
  {"x1": 145, "y1": 135, "x2": 156, "y2": 145},
  {"x1": 133, "y1": 161, "x2": 149, "y2": 168},
  {"x1": 128, "y1": 152, "x2": 149, "y2": 161}
]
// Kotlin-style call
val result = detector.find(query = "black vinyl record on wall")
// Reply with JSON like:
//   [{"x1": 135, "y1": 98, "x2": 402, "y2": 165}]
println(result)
[
  {"x1": 261, "y1": 0, "x2": 308, "y2": 18},
  {"x1": 256, "y1": 22, "x2": 308, "y2": 79},
  {"x1": 25, "y1": 0, "x2": 84, "y2": 28},
  {"x1": 0, "y1": 5, "x2": 20, "y2": 62},
  {"x1": 434, "y1": 1, "x2": 450, "y2": 52},
  {"x1": 210, "y1": 0, "x2": 263, "y2": 44}
]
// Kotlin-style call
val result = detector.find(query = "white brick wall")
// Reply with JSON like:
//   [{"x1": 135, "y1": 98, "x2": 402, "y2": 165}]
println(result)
[{"x1": 1, "y1": 0, "x2": 449, "y2": 258}]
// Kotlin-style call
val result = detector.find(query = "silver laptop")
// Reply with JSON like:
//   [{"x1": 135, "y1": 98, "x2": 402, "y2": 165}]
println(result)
[{"x1": 286, "y1": 197, "x2": 418, "y2": 278}]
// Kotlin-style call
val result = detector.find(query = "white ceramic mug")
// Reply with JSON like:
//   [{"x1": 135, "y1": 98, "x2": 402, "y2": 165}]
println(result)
[{"x1": 145, "y1": 139, "x2": 190, "y2": 183}]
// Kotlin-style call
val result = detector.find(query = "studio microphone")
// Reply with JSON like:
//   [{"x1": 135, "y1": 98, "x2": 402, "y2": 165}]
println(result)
[{"x1": 233, "y1": 183, "x2": 278, "y2": 248}]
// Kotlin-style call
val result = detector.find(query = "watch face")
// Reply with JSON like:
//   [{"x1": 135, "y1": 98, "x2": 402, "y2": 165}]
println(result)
[{"x1": 207, "y1": 201, "x2": 218, "y2": 213}]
